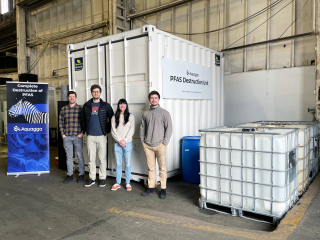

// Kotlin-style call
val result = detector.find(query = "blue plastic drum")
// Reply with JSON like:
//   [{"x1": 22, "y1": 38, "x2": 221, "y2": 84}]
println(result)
[{"x1": 182, "y1": 136, "x2": 201, "y2": 184}]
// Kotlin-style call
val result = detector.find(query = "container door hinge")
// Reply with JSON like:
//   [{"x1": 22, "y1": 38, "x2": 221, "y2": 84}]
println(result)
[{"x1": 149, "y1": 36, "x2": 152, "y2": 42}]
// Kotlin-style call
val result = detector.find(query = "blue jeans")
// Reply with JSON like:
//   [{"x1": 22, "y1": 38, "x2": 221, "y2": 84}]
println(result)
[
  {"x1": 114, "y1": 141, "x2": 132, "y2": 184},
  {"x1": 63, "y1": 135, "x2": 85, "y2": 176}
]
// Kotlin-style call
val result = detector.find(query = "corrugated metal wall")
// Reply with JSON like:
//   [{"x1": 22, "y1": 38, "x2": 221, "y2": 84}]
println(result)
[
  {"x1": 26, "y1": 0, "x2": 110, "y2": 92},
  {"x1": 24, "y1": 0, "x2": 316, "y2": 86},
  {"x1": 133, "y1": 0, "x2": 315, "y2": 73}
]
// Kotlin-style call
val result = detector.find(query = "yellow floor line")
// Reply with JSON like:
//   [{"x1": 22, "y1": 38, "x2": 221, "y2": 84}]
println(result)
[
  {"x1": 265, "y1": 174, "x2": 320, "y2": 240},
  {"x1": 108, "y1": 207, "x2": 263, "y2": 239},
  {"x1": 108, "y1": 207, "x2": 175, "y2": 224},
  {"x1": 108, "y1": 174, "x2": 320, "y2": 240}
]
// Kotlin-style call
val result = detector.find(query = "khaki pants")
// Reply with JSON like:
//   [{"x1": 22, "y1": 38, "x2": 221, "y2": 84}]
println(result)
[
  {"x1": 142, "y1": 142, "x2": 167, "y2": 189},
  {"x1": 87, "y1": 135, "x2": 107, "y2": 180}
]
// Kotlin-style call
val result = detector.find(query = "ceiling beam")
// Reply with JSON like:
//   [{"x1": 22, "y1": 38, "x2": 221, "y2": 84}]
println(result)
[{"x1": 221, "y1": 32, "x2": 314, "y2": 52}]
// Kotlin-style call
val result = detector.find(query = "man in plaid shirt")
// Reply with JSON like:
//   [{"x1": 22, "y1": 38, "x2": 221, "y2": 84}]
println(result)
[{"x1": 59, "y1": 91, "x2": 85, "y2": 184}]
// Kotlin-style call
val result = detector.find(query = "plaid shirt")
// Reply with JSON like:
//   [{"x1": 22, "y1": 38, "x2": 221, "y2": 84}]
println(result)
[{"x1": 59, "y1": 103, "x2": 82, "y2": 136}]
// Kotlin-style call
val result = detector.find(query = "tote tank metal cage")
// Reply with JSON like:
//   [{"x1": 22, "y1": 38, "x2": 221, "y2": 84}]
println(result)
[
  {"x1": 248, "y1": 121, "x2": 319, "y2": 185},
  {"x1": 238, "y1": 123, "x2": 312, "y2": 195}
]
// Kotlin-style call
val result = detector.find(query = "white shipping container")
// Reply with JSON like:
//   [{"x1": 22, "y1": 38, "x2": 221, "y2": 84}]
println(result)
[
  {"x1": 199, "y1": 126, "x2": 299, "y2": 224},
  {"x1": 67, "y1": 25, "x2": 224, "y2": 183}
]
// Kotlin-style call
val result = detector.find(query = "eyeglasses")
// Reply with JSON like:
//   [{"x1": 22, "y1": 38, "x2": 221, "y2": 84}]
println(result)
[{"x1": 92, "y1": 91, "x2": 100, "y2": 93}]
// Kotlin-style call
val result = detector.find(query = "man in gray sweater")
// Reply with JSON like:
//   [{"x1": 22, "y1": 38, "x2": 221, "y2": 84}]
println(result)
[{"x1": 140, "y1": 90, "x2": 173, "y2": 199}]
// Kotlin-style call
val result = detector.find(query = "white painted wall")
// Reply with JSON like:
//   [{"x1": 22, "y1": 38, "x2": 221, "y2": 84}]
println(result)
[{"x1": 224, "y1": 66, "x2": 315, "y2": 125}]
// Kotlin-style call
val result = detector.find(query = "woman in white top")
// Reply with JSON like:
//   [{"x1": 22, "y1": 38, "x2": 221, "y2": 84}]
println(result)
[{"x1": 111, "y1": 99, "x2": 135, "y2": 191}]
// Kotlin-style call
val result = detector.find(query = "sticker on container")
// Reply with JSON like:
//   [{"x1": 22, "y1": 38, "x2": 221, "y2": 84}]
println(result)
[
  {"x1": 75, "y1": 57, "x2": 83, "y2": 71},
  {"x1": 215, "y1": 54, "x2": 220, "y2": 67}
]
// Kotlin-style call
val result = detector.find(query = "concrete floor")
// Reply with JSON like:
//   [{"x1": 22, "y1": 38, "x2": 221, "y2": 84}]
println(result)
[{"x1": 0, "y1": 147, "x2": 319, "y2": 240}]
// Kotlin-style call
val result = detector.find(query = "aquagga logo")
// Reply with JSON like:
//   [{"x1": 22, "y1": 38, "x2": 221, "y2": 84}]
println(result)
[
  {"x1": 186, "y1": 70, "x2": 199, "y2": 77},
  {"x1": 14, "y1": 126, "x2": 42, "y2": 132}
]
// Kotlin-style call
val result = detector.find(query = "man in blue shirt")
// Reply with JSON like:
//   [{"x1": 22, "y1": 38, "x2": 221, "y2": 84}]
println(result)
[{"x1": 81, "y1": 85, "x2": 114, "y2": 187}]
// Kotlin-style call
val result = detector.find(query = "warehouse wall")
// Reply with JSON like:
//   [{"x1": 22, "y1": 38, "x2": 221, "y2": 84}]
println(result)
[
  {"x1": 26, "y1": 0, "x2": 111, "y2": 91},
  {"x1": 0, "y1": 72, "x2": 18, "y2": 81},
  {"x1": 133, "y1": 0, "x2": 315, "y2": 73},
  {"x1": 26, "y1": 0, "x2": 316, "y2": 87},
  {"x1": 132, "y1": 0, "x2": 316, "y2": 123}
]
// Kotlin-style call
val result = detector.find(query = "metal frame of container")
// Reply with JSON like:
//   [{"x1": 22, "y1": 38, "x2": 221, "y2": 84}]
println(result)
[
  {"x1": 250, "y1": 121, "x2": 319, "y2": 184},
  {"x1": 198, "y1": 126, "x2": 299, "y2": 225},
  {"x1": 67, "y1": 25, "x2": 224, "y2": 184}
]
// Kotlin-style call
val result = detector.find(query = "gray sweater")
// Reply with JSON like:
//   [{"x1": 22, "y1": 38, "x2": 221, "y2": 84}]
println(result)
[{"x1": 140, "y1": 105, "x2": 173, "y2": 147}]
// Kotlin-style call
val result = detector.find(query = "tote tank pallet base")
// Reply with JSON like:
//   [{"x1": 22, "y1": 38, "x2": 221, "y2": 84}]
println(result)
[{"x1": 199, "y1": 198, "x2": 284, "y2": 225}]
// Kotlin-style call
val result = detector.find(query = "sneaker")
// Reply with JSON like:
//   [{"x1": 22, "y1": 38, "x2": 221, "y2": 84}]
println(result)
[
  {"x1": 63, "y1": 175, "x2": 73, "y2": 184},
  {"x1": 77, "y1": 175, "x2": 84, "y2": 183},
  {"x1": 111, "y1": 183, "x2": 121, "y2": 191},
  {"x1": 99, "y1": 179, "x2": 106, "y2": 187},
  {"x1": 126, "y1": 184, "x2": 132, "y2": 191},
  {"x1": 84, "y1": 179, "x2": 95, "y2": 187},
  {"x1": 159, "y1": 189, "x2": 166, "y2": 199},
  {"x1": 141, "y1": 188, "x2": 154, "y2": 196}
]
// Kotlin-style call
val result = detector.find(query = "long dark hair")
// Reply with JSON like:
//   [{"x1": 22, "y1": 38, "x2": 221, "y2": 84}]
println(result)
[{"x1": 115, "y1": 99, "x2": 130, "y2": 129}]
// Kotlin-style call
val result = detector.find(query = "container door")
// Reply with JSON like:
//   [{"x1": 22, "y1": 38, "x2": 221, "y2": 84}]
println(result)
[
  {"x1": 106, "y1": 35, "x2": 149, "y2": 179},
  {"x1": 69, "y1": 43, "x2": 107, "y2": 170}
]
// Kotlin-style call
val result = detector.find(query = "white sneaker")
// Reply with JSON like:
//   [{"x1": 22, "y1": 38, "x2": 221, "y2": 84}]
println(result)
[
  {"x1": 126, "y1": 183, "x2": 132, "y2": 191},
  {"x1": 111, "y1": 183, "x2": 121, "y2": 191}
]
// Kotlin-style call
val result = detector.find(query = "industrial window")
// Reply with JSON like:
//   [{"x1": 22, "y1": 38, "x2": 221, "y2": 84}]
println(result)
[{"x1": 1, "y1": 0, "x2": 9, "y2": 14}]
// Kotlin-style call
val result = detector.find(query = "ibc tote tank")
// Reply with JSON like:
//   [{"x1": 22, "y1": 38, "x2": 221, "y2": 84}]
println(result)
[
  {"x1": 198, "y1": 126, "x2": 299, "y2": 224},
  {"x1": 67, "y1": 25, "x2": 225, "y2": 184}
]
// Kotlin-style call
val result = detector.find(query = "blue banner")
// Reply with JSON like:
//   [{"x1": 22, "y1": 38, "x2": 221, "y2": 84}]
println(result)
[{"x1": 7, "y1": 82, "x2": 49, "y2": 175}]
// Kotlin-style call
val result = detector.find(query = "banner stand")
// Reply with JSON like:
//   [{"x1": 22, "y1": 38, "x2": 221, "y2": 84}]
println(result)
[
  {"x1": 7, "y1": 171, "x2": 49, "y2": 177},
  {"x1": 6, "y1": 82, "x2": 50, "y2": 176}
]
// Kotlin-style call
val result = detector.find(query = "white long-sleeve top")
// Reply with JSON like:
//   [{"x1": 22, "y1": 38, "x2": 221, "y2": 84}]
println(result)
[{"x1": 111, "y1": 114, "x2": 135, "y2": 143}]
